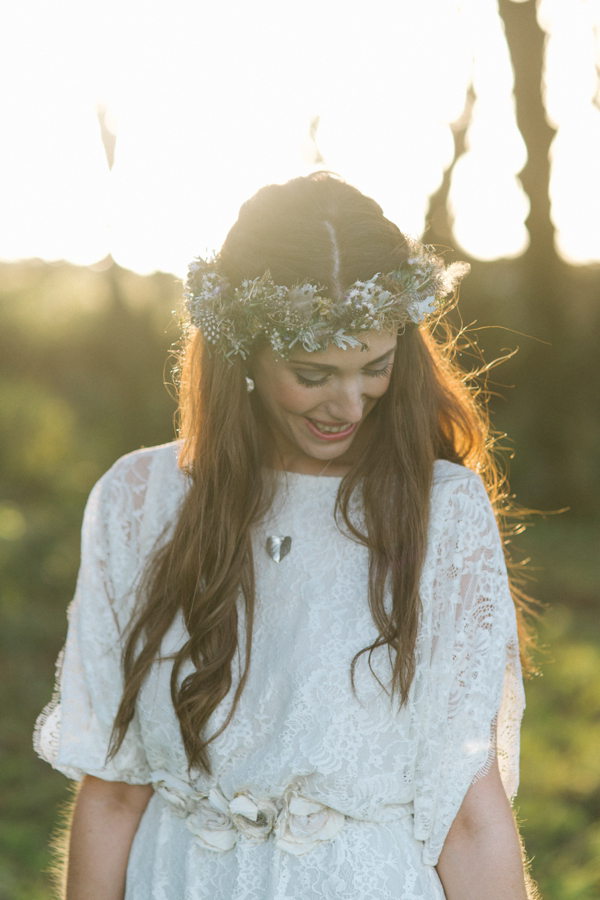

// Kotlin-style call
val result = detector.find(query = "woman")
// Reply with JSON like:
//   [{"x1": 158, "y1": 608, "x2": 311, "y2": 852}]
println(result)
[{"x1": 36, "y1": 172, "x2": 536, "y2": 899}]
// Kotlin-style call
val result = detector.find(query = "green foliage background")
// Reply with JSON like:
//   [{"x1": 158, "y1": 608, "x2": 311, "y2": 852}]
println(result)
[{"x1": 0, "y1": 260, "x2": 599, "y2": 899}]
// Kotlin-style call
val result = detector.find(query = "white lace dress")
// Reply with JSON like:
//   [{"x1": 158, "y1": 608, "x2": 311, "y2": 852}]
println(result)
[{"x1": 35, "y1": 441, "x2": 524, "y2": 900}]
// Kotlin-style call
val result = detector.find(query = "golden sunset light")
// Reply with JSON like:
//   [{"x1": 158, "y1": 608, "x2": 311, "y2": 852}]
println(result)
[{"x1": 1, "y1": 0, "x2": 599, "y2": 274}]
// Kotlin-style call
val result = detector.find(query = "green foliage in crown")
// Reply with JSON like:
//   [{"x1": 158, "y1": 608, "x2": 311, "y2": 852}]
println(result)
[{"x1": 184, "y1": 239, "x2": 470, "y2": 361}]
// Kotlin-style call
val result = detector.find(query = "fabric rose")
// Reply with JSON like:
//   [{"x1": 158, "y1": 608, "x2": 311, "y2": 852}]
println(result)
[
  {"x1": 185, "y1": 787, "x2": 237, "y2": 852},
  {"x1": 275, "y1": 786, "x2": 345, "y2": 856},
  {"x1": 229, "y1": 792, "x2": 279, "y2": 842},
  {"x1": 152, "y1": 770, "x2": 197, "y2": 817}
]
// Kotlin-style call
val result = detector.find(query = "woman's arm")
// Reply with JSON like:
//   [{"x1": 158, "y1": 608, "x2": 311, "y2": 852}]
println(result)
[
  {"x1": 436, "y1": 758, "x2": 538, "y2": 900},
  {"x1": 66, "y1": 775, "x2": 154, "y2": 900}
]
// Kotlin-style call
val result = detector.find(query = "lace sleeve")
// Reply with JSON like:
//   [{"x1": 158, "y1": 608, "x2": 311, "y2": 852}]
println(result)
[
  {"x1": 33, "y1": 452, "x2": 154, "y2": 783},
  {"x1": 413, "y1": 471, "x2": 525, "y2": 865}
]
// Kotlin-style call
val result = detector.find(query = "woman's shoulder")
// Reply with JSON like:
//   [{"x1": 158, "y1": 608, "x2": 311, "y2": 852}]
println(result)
[
  {"x1": 432, "y1": 458, "x2": 481, "y2": 487},
  {"x1": 428, "y1": 459, "x2": 506, "y2": 576},
  {"x1": 431, "y1": 459, "x2": 491, "y2": 520},
  {"x1": 89, "y1": 441, "x2": 187, "y2": 542},
  {"x1": 95, "y1": 440, "x2": 183, "y2": 501},
  {"x1": 101, "y1": 440, "x2": 182, "y2": 485}
]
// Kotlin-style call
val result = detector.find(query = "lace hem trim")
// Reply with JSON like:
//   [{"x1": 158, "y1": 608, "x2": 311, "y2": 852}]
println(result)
[{"x1": 33, "y1": 646, "x2": 65, "y2": 766}]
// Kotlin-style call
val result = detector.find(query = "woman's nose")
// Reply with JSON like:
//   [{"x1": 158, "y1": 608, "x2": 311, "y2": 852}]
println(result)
[{"x1": 326, "y1": 380, "x2": 366, "y2": 422}]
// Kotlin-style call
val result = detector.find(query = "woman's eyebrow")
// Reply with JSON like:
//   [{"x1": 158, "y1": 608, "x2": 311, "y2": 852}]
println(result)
[{"x1": 288, "y1": 347, "x2": 396, "y2": 371}]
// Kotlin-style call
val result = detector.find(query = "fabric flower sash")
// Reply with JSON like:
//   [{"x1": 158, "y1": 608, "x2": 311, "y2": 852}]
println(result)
[{"x1": 152, "y1": 774, "x2": 345, "y2": 855}]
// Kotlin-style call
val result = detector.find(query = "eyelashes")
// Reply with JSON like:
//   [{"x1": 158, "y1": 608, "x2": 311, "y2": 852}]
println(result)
[
  {"x1": 295, "y1": 374, "x2": 329, "y2": 388},
  {"x1": 295, "y1": 364, "x2": 393, "y2": 388},
  {"x1": 367, "y1": 364, "x2": 393, "y2": 379}
]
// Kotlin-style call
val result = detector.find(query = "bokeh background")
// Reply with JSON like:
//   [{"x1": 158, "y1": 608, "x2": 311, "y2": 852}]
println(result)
[{"x1": 1, "y1": 0, "x2": 599, "y2": 897}]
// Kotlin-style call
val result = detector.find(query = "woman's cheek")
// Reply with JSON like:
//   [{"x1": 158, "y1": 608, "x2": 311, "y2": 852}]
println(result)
[{"x1": 277, "y1": 379, "x2": 319, "y2": 413}]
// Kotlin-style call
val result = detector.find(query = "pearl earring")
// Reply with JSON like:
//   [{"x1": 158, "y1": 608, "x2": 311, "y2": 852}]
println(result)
[{"x1": 245, "y1": 376, "x2": 255, "y2": 393}]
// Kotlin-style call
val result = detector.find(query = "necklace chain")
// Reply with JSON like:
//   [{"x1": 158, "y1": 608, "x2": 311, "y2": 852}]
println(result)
[{"x1": 317, "y1": 459, "x2": 334, "y2": 477}]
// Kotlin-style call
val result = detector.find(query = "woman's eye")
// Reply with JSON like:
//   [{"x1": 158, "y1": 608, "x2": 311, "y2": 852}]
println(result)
[
  {"x1": 295, "y1": 364, "x2": 392, "y2": 387},
  {"x1": 364, "y1": 364, "x2": 392, "y2": 378},
  {"x1": 295, "y1": 373, "x2": 329, "y2": 387}
]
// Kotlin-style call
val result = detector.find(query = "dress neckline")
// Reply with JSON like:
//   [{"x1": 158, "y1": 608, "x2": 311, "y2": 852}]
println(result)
[{"x1": 267, "y1": 468, "x2": 344, "y2": 481}]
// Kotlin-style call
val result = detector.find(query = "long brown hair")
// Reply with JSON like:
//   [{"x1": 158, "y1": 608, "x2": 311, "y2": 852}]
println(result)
[{"x1": 110, "y1": 172, "x2": 535, "y2": 774}]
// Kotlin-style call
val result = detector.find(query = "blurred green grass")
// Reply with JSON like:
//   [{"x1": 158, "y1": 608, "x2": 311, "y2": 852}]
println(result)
[
  {"x1": 1, "y1": 261, "x2": 598, "y2": 899},
  {"x1": 516, "y1": 520, "x2": 600, "y2": 899}
]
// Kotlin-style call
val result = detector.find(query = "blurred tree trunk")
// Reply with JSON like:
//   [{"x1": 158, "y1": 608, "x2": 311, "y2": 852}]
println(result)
[
  {"x1": 425, "y1": 85, "x2": 474, "y2": 248},
  {"x1": 498, "y1": 0, "x2": 558, "y2": 296},
  {"x1": 497, "y1": 0, "x2": 570, "y2": 504}
]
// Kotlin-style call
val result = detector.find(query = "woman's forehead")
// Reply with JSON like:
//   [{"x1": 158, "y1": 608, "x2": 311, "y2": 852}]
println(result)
[{"x1": 287, "y1": 332, "x2": 398, "y2": 367}]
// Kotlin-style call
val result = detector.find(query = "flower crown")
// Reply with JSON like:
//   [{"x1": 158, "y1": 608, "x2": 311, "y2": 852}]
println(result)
[{"x1": 184, "y1": 238, "x2": 470, "y2": 362}]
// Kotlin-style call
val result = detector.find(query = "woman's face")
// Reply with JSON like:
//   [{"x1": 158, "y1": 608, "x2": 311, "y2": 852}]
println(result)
[{"x1": 252, "y1": 331, "x2": 397, "y2": 474}]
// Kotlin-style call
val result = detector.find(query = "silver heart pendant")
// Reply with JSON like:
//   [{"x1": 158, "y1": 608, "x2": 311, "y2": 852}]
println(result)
[{"x1": 266, "y1": 535, "x2": 292, "y2": 563}]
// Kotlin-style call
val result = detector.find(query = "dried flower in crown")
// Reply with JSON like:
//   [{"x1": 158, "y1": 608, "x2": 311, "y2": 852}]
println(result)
[{"x1": 183, "y1": 238, "x2": 470, "y2": 362}]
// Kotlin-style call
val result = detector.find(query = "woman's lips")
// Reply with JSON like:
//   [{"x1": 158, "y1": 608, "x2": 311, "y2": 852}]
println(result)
[{"x1": 304, "y1": 418, "x2": 359, "y2": 441}]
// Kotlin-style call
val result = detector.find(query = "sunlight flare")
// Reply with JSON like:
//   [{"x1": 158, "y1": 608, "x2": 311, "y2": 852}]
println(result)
[{"x1": 1, "y1": 0, "x2": 599, "y2": 271}]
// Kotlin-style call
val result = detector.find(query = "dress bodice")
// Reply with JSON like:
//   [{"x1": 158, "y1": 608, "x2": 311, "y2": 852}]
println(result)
[{"x1": 35, "y1": 442, "x2": 524, "y2": 899}]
